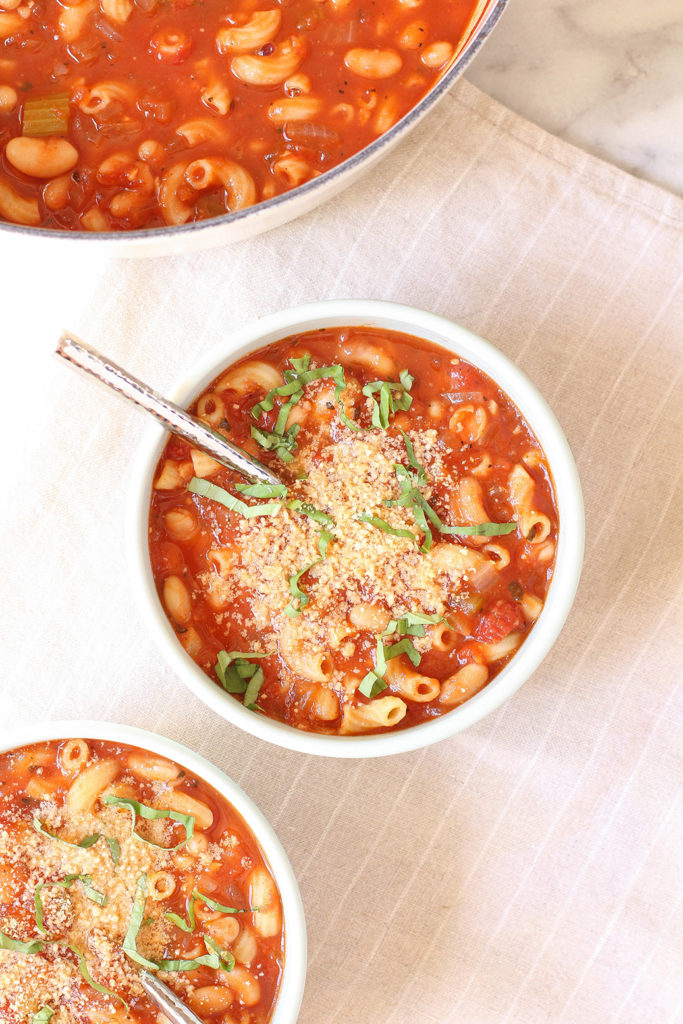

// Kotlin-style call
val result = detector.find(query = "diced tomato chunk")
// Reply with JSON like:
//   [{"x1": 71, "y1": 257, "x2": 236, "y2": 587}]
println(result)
[
  {"x1": 474, "y1": 600, "x2": 523, "y2": 644},
  {"x1": 457, "y1": 641, "x2": 482, "y2": 665},
  {"x1": 166, "y1": 437, "x2": 191, "y2": 461}
]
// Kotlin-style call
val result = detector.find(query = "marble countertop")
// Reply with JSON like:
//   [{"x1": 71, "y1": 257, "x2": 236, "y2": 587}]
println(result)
[{"x1": 467, "y1": 0, "x2": 683, "y2": 197}]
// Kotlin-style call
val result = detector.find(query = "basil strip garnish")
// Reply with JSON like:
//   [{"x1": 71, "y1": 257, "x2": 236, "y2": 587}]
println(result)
[
  {"x1": 194, "y1": 891, "x2": 245, "y2": 915},
  {"x1": 243, "y1": 668, "x2": 265, "y2": 710},
  {"x1": 358, "y1": 612, "x2": 445, "y2": 698},
  {"x1": 68, "y1": 944, "x2": 128, "y2": 1008},
  {"x1": 383, "y1": 611, "x2": 444, "y2": 637},
  {"x1": 358, "y1": 668, "x2": 388, "y2": 700},
  {"x1": 122, "y1": 873, "x2": 157, "y2": 969},
  {"x1": 251, "y1": 354, "x2": 344, "y2": 419},
  {"x1": 0, "y1": 929, "x2": 43, "y2": 954},
  {"x1": 191, "y1": 470, "x2": 337, "y2": 621},
  {"x1": 234, "y1": 481, "x2": 287, "y2": 499},
  {"x1": 358, "y1": 435, "x2": 514, "y2": 551},
  {"x1": 127, "y1": 878, "x2": 238, "y2": 974},
  {"x1": 166, "y1": 888, "x2": 246, "y2": 934},
  {"x1": 189, "y1": 477, "x2": 283, "y2": 518},
  {"x1": 31, "y1": 1008, "x2": 54, "y2": 1023},
  {"x1": 250, "y1": 424, "x2": 300, "y2": 463},
  {"x1": 284, "y1": 528, "x2": 333, "y2": 617},
  {"x1": 103, "y1": 835, "x2": 121, "y2": 865},
  {"x1": 362, "y1": 369, "x2": 414, "y2": 428},
  {"x1": 204, "y1": 935, "x2": 235, "y2": 971},
  {"x1": 158, "y1": 936, "x2": 234, "y2": 973},
  {"x1": 250, "y1": 354, "x2": 338, "y2": 462},
  {"x1": 214, "y1": 651, "x2": 271, "y2": 710},
  {"x1": 102, "y1": 796, "x2": 194, "y2": 851},
  {"x1": 32, "y1": 816, "x2": 120, "y2": 866},
  {"x1": 357, "y1": 513, "x2": 417, "y2": 543},
  {"x1": 193, "y1": 478, "x2": 337, "y2": 535},
  {"x1": 250, "y1": 353, "x2": 366, "y2": 445},
  {"x1": 382, "y1": 459, "x2": 515, "y2": 550},
  {"x1": 35, "y1": 874, "x2": 106, "y2": 934},
  {"x1": 399, "y1": 429, "x2": 428, "y2": 485},
  {"x1": 286, "y1": 499, "x2": 335, "y2": 528}
]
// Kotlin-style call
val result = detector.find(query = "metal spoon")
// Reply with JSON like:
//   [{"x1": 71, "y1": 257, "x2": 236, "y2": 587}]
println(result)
[
  {"x1": 56, "y1": 332, "x2": 284, "y2": 490},
  {"x1": 140, "y1": 970, "x2": 205, "y2": 1024}
]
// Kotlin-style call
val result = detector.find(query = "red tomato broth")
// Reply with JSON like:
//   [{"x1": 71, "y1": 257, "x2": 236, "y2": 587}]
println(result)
[
  {"x1": 0, "y1": 0, "x2": 480, "y2": 230},
  {"x1": 0, "y1": 738, "x2": 284, "y2": 1022},
  {"x1": 148, "y1": 327, "x2": 559, "y2": 735}
]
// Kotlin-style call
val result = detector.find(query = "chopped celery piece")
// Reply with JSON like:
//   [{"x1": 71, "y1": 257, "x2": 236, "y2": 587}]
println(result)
[{"x1": 22, "y1": 93, "x2": 70, "y2": 138}]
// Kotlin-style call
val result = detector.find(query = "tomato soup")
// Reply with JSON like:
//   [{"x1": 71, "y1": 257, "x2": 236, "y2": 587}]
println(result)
[
  {"x1": 0, "y1": 0, "x2": 480, "y2": 230},
  {"x1": 148, "y1": 327, "x2": 559, "y2": 735}
]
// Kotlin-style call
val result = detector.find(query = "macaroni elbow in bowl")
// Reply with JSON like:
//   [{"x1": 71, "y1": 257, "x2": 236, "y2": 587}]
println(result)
[{"x1": 146, "y1": 323, "x2": 562, "y2": 738}]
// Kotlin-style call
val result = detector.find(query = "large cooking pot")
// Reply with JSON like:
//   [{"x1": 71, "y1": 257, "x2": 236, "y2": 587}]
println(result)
[{"x1": 6, "y1": 0, "x2": 507, "y2": 258}]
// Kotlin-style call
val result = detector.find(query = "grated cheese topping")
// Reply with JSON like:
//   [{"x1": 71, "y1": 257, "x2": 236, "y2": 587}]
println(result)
[
  {"x1": 198, "y1": 428, "x2": 453, "y2": 662},
  {"x1": 0, "y1": 778, "x2": 222, "y2": 1020}
]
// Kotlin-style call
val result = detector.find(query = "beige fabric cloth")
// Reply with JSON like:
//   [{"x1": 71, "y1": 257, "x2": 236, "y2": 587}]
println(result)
[{"x1": 3, "y1": 80, "x2": 683, "y2": 1023}]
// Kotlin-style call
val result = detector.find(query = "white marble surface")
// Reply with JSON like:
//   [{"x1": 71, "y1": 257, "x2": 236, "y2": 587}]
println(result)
[{"x1": 467, "y1": 0, "x2": 683, "y2": 197}]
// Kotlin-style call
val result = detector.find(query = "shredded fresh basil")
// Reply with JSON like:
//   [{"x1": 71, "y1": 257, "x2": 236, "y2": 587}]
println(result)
[
  {"x1": 190, "y1": 478, "x2": 337, "y2": 538},
  {"x1": 234, "y1": 481, "x2": 287, "y2": 499},
  {"x1": 30, "y1": 1008, "x2": 54, "y2": 1023},
  {"x1": 383, "y1": 611, "x2": 444, "y2": 637},
  {"x1": 357, "y1": 512, "x2": 417, "y2": 543},
  {"x1": 382, "y1": 460, "x2": 516, "y2": 550},
  {"x1": 35, "y1": 874, "x2": 106, "y2": 934},
  {"x1": 399, "y1": 429, "x2": 428, "y2": 485},
  {"x1": 284, "y1": 528, "x2": 334, "y2": 617},
  {"x1": 250, "y1": 424, "x2": 300, "y2": 463},
  {"x1": 125, "y1": 878, "x2": 237, "y2": 975},
  {"x1": 122, "y1": 873, "x2": 158, "y2": 969},
  {"x1": 204, "y1": 935, "x2": 236, "y2": 972},
  {"x1": 157, "y1": 935, "x2": 234, "y2": 974},
  {"x1": 358, "y1": 612, "x2": 445, "y2": 698},
  {"x1": 251, "y1": 354, "x2": 346, "y2": 417},
  {"x1": 358, "y1": 434, "x2": 514, "y2": 552},
  {"x1": 362, "y1": 369, "x2": 414, "y2": 428},
  {"x1": 214, "y1": 650, "x2": 271, "y2": 710},
  {"x1": 189, "y1": 477, "x2": 283, "y2": 517},
  {"x1": 250, "y1": 354, "x2": 351, "y2": 461},
  {"x1": 166, "y1": 888, "x2": 246, "y2": 934},
  {"x1": 32, "y1": 816, "x2": 120, "y2": 866},
  {"x1": 68, "y1": 945, "x2": 128, "y2": 1008},
  {"x1": 250, "y1": 352, "x2": 414, "y2": 448},
  {"x1": 101, "y1": 796, "x2": 194, "y2": 851},
  {"x1": 286, "y1": 499, "x2": 335, "y2": 528},
  {"x1": 358, "y1": 661, "x2": 388, "y2": 700},
  {"x1": 284, "y1": 564, "x2": 314, "y2": 617},
  {"x1": 0, "y1": 929, "x2": 43, "y2": 954},
  {"x1": 243, "y1": 668, "x2": 265, "y2": 710}
]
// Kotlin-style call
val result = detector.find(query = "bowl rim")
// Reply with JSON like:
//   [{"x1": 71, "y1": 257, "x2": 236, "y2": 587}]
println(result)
[
  {"x1": 127, "y1": 298, "x2": 584, "y2": 757},
  {"x1": 0, "y1": 719, "x2": 308, "y2": 1024},
  {"x1": 0, "y1": 0, "x2": 509, "y2": 245}
]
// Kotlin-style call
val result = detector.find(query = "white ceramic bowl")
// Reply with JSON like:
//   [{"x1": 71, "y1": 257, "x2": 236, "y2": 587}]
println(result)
[
  {"x1": 128, "y1": 299, "x2": 584, "y2": 757},
  {"x1": 0, "y1": 719, "x2": 307, "y2": 1023},
  {"x1": 4, "y1": 1, "x2": 507, "y2": 259}
]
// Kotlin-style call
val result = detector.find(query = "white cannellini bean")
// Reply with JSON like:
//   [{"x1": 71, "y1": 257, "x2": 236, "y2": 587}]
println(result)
[
  {"x1": 6, "y1": 137, "x2": 78, "y2": 178},
  {"x1": 344, "y1": 48, "x2": 402, "y2": 79}
]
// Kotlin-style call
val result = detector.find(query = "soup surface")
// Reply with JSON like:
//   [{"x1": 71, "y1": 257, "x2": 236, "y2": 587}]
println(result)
[
  {"x1": 148, "y1": 327, "x2": 558, "y2": 735},
  {"x1": 0, "y1": 738, "x2": 284, "y2": 1022},
  {"x1": 0, "y1": 0, "x2": 481, "y2": 231}
]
